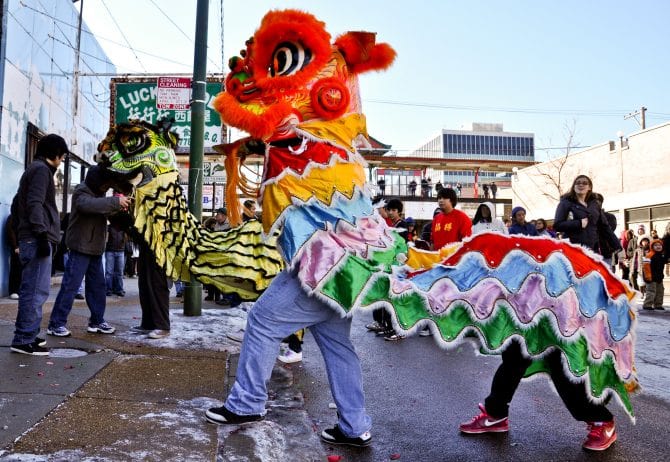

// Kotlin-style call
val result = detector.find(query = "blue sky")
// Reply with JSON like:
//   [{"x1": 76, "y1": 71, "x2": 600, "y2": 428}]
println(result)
[{"x1": 81, "y1": 0, "x2": 670, "y2": 161}]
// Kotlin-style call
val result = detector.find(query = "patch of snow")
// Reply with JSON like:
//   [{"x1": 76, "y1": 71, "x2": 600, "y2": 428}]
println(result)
[{"x1": 117, "y1": 306, "x2": 251, "y2": 352}]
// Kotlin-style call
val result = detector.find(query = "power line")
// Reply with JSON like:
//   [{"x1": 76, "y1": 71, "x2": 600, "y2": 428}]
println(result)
[
  {"x1": 19, "y1": 1, "x2": 195, "y2": 71},
  {"x1": 48, "y1": 32, "x2": 197, "y2": 72},
  {"x1": 48, "y1": 6, "x2": 110, "y2": 92},
  {"x1": 145, "y1": 0, "x2": 223, "y2": 72},
  {"x1": 48, "y1": 34, "x2": 110, "y2": 66},
  {"x1": 10, "y1": 5, "x2": 109, "y2": 128},
  {"x1": 147, "y1": 0, "x2": 192, "y2": 41},
  {"x1": 7, "y1": 10, "x2": 71, "y2": 79},
  {"x1": 365, "y1": 99, "x2": 631, "y2": 117},
  {"x1": 100, "y1": 0, "x2": 147, "y2": 72}
]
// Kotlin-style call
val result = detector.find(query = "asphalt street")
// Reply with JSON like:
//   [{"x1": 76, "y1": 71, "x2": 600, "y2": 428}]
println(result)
[{"x1": 294, "y1": 306, "x2": 670, "y2": 462}]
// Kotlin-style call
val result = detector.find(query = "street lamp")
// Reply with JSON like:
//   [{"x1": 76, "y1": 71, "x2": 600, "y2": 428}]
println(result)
[{"x1": 617, "y1": 131, "x2": 624, "y2": 192}]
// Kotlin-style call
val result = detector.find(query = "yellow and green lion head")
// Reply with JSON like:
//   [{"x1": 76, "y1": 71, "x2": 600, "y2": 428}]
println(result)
[{"x1": 96, "y1": 119, "x2": 179, "y2": 187}]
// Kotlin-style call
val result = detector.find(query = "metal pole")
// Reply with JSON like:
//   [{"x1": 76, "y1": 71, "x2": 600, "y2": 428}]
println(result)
[
  {"x1": 71, "y1": 0, "x2": 83, "y2": 146},
  {"x1": 65, "y1": 0, "x2": 84, "y2": 215},
  {"x1": 184, "y1": 0, "x2": 209, "y2": 316}
]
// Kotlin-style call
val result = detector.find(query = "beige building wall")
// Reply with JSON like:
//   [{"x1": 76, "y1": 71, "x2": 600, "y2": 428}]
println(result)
[{"x1": 512, "y1": 121, "x2": 670, "y2": 236}]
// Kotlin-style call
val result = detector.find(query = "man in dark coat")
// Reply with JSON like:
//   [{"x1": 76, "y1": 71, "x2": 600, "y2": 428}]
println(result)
[{"x1": 11, "y1": 135, "x2": 69, "y2": 355}]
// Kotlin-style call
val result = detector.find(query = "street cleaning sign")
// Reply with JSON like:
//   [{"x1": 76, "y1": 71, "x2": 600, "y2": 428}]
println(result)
[
  {"x1": 156, "y1": 77, "x2": 191, "y2": 110},
  {"x1": 112, "y1": 77, "x2": 225, "y2": 149}
]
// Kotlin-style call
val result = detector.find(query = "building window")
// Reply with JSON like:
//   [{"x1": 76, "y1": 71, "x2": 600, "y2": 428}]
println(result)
[{"x1": 25, "y1": 122, "x2": 45, "y2": 165}]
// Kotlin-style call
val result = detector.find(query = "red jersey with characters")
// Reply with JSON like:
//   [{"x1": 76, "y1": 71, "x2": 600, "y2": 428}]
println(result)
[{"x1": 431, "y1": 209, "x2": 472, "y2": 249}]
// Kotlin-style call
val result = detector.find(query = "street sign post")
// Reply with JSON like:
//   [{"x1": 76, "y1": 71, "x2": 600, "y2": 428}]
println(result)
[{"x1": 156, "y1": 77, "x2": 191, "y2": 110}]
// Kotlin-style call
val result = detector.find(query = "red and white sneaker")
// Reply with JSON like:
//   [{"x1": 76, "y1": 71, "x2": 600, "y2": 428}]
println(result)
[
  {"x1": 582, "y1": 420, "x2": 616, "y2": 451},
  {"x1": 459, "y1": 403, "x2": 509, "y2": 434}
]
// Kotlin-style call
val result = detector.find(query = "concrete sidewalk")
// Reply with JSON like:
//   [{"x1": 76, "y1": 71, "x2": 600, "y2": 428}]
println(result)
[{"x1": 0, "y1": 276, "x2": 326, "y2": 461}]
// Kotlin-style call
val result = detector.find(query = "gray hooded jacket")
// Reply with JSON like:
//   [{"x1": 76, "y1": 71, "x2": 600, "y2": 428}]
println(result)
[{"x1": 65, "y1": 183, "x2": 124, "y2": 256}]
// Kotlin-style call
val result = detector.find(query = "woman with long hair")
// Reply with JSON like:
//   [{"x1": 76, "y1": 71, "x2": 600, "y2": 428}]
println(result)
[{"x1": 554, "y1": 175, "x2": 620, "y2": 254}]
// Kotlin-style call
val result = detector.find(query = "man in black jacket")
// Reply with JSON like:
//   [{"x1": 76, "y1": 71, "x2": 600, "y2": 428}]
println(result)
[{"x1": 10, "y1": 135, "x2": 68, "y2": 355}]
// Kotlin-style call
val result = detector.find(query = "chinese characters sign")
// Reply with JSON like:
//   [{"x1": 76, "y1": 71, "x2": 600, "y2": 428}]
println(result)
[{"x1": 113, "y1": 80, "x2": 224, "y2": 149}]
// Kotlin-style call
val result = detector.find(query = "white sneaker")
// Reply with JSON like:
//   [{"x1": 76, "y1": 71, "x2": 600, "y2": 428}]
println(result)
[
  {"x1": 47, "y1": 326, "x2": 72, "y2": 337},
  {"x1": 148, "y1": 329, "x2": 170, "y2": 339},
  {"x1": 278, "y1": 349, "x2": 303, "y2": 363},
  {"x1": 227, "y1": 329, "x2": 245, "y2": 342},
  {"x1": 9, "y1": 293, "x2": 19, "y2": 300},
  {"x1": 87, "y1": 322, "x2": 116, "y2": 334}
]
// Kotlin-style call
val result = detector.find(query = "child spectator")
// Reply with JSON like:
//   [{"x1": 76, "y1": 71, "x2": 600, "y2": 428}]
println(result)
[{"x1": 642, "y1": 239, "x2": 665, "y2": 310}]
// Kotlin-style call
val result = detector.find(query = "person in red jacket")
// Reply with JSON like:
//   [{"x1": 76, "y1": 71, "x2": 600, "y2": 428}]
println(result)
[{"x1": 430, "y1": 187, "x2": 472, "y2": 250}]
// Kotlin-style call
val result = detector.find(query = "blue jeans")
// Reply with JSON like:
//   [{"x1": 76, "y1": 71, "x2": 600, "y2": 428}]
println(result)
[
  {"x1": 63, "y1": 251, "x2": 84, "y2": 294},
  {"x1": 13, "y1": 239, "x2": 52, "y2": 345},
  {"x1": 48, "y1": 250, "x2": 107, "y2": 329},
  {"x1": 225, "y1": 270, "x2": 371, "y2": 437},
  {"x1": 105, "y1": 250, "x2": 125, "y2": 294}
]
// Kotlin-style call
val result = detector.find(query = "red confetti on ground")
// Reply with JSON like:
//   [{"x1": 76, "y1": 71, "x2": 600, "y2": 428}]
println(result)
[
  {"x1": 390, "y1": 454, "x2": 401, "y2": 460},
  {"x1": 63, "y1": 365, "x2": 74, "y2": 370},
  {"x1": 327, "y1": 456, "x2": 343, "y2": 462},
  {"x1": 37, "y1": 372, "x2": 44, "y2": 377}
]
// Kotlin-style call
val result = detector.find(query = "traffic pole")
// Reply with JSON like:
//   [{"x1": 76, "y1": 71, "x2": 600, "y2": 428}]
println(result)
[{"x1": 184, "y1": 0, "x2": 209, "y2": 316}]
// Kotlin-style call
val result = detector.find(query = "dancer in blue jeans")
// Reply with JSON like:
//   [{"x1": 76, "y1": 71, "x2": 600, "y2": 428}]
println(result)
[{"x1": 206, "y1": 268, "x2": 372, "y2": 447}]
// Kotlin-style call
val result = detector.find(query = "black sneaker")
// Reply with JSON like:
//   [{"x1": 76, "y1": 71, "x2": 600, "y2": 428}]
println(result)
[
  {"x1": 384, "y1": 332, "x2": 405, "y2": 341},
  {"x1": 130, "y1": 325, "x2": 151, "y2": 334},
  {"x1": 365, "y1": 321, "x2": 384, "y2": 333},
  {"x1": 320, "y1": 424, "x2": 372, "y2": 448},
  {"x1": 35, "y1": 337, "x2": 47, "y2": 347},
  {"x1": 205, "y1": 405, "x2": 264, "y2": 425},
  {"x1": 11, "y1": 342, "x2": 49, "y2": 356}
]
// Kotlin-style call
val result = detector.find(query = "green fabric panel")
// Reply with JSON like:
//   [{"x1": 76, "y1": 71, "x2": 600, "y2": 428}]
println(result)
[
  {"x1": 353, "y1": 274, "x2": 634, "y2": 416},
  {"x1": 321, "y1": 255, "x2": 376, "y2": 310},
  {"x1": 321, "y1": 233, "x2": 407, "y2": 310}
]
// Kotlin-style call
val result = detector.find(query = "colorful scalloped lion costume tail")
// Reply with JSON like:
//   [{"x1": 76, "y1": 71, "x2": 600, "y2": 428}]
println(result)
[
  {"x1": 213, "y1": 9, "x2": 636, "y2": 419},
  {"x1": 97, "y1": 119, "x2": 284, "y2": 300}
]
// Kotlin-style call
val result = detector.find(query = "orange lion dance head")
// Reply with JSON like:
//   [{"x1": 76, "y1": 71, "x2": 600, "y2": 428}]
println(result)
[{"x1": 213, "y1": 9, "x2": 396, "y2": 141}]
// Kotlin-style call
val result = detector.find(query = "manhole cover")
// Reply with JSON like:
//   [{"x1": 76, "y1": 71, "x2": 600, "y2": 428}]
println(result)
[{"x1": 49, "y1": 348, "x2": 89, "y2": 358}]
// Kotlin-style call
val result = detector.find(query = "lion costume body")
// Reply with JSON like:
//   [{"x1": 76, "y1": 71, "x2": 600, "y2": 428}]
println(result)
[{"x1": 99, "y1": 9, "x2": 637, "y2": 419}]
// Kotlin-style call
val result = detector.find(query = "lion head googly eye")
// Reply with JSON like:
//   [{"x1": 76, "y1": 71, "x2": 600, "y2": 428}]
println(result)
[{"x1": 270, "y1": 41, "x2": 312, "y2": 77}]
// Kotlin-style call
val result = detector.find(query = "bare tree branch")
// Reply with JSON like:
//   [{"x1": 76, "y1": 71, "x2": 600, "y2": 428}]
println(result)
[{"x1": 536, "y1": 119, "x2": 579, "y2": 201}]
